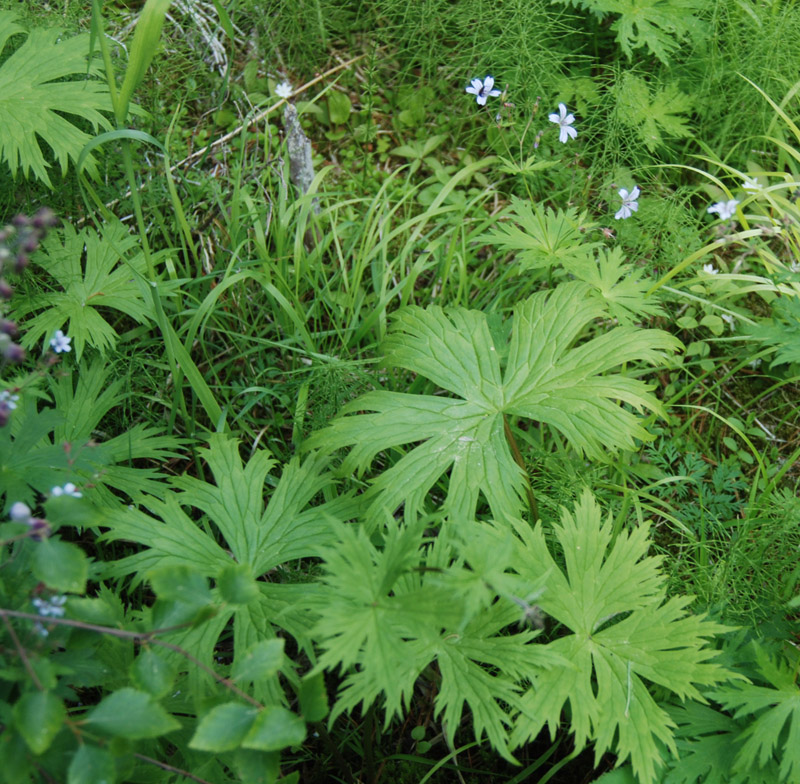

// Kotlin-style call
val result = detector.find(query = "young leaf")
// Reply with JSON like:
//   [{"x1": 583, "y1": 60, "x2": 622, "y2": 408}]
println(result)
[
  {"x1": 232, "y1": 640, "x2": 285, "y2": 684},
  {"x1": 67, "y1": 744, "x2": 116, "y2": 784},
  {"x1": 130, "y1": 650, "x2": 176, "y2": 699},
  {"x1": 241, "y1": 706, "x2": 306, "y2": 752},
  {"x1": 0, "y1": 11, "x2": 112, "y2": 186},
  {"x1": 85, "y1": 688, "x2": 180, "y2": 739},
  {"x1": 306, "y1": 282, "x2": 679, "y2": 521},
  {"x1": 510, "y1": 491, "x2": 731, "y2": 783},
  {"x1": 33, "y1": 538, "x2": 88, "y2": 593},
  {"x1": 479, "y1": 197, "x2": 601, "y2": 272},
  {"x1": 13, "y1": 691, "x2": 65, "y2": 755},
  {"x1": 189, "y1": 703, "x2": 260, "y2": 752}
]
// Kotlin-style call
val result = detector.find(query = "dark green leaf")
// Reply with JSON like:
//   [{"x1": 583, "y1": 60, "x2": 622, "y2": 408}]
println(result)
[
  {"x1": 130, "y1": 650, "x2": 175, "y2": 699},
  {"x1": 68, "y1": 744, "x2": 116, "y2": 784},
  {"x1": 85, "y1": 688, "x2": 180, "y2": 739},
  {"x1": 233, "y1": 749, "x2": 279, "y2": 784},
  {"x1": 33, "y1": 538, "x2": 88, "y2": 593},
  {"x1": 13, "y1": 691, "x2": 65, "y2": 755},
  {"x1": 299, "y1": 672, "x2": 328, "y2": 722}
]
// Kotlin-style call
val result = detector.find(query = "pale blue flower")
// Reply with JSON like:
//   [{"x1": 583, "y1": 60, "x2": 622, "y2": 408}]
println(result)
[
  {"x1": 707, "y1": 200, "x2": 739, "y2": 221},
  {"x1": 0, "y1": 390, "x2": 18, "y2": 410},
  {"x1": 548, "y1": 103, "x2": 577, "y2": 143},
  {"x1": 465, "y1": 76, "x2": 501, "y2": 106},
  {"x1": 50, "y1": 330, "x2": 71, "y2": 353},
  {"x1": 615, "y1": 186, "x2": 640, "y2": 220}
]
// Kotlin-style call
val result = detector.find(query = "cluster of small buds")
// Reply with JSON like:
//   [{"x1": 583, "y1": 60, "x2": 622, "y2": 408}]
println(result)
[
  {"x1": 8, "y1": 501, "x2": 51, "y2": 540},
  {"x1": 0, "y1": 208, "x2": 59, "y2": 367}
]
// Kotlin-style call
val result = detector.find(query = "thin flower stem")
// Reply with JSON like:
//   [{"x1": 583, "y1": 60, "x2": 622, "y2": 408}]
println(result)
[
  {"x1": 0, "y1": 612, "x2": 43, "y2": 690},
  {"x1": 503, "y1": 415, "x2": 538, "y2": 521},
  {"x1": 133, "y1": 753, "x2": 216, "y2": 784},
  {"x1": 0, "y1": 609, "x2": 262, "y2": 708}
]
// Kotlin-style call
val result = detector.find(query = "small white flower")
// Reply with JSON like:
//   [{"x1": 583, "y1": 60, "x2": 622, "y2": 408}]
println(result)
[
  {"x1": 748, "y1": 358, "x2": 762, "y2": 369},
  {"x1": 703, "y1": 263, "x2": 719, "y2": 275},
  {"x1": 9, "y1": 501, "x2": 32, "y2": 524},
  {"x1": 707, "y1": 199, "x2": 739, "y2": 221},
  {"x1": 0, "y1": 390, "x2": 19, "y2": 410},
  {"x1": 615, "y1": 186, "x2": 640, "y2": 220},
  {"x1": 50, "y1": 330, "x2": 71, "y2": 353},
  {"x1": 465, "y1": 76, "x2": 501, "y2": 106},
  {"x1": 33, "y1": 595, "x2": 67, "y2": 618},
  {"x1": 721, "y1": 314, "x2": 736, "y2": 330},
  {"x1": 548, "y1": 103, "x2": 577, "y2": 143},
  {"x1": 742, "y1": 176, "x2": 763, "y2": 193},
  {"x1": 51, "y1": 482, "x2": 82, "y2": 498},
  {"x1": 275, "y1": 81, "x2": 293, "y2": 99}
]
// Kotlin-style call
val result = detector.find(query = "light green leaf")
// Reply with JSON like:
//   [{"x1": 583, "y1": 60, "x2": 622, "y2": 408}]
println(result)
[
  {"x1": 306, "y1": 282, "x2": 680, "y2": 520},
  {"x1": 242, "y1": 706, "x2": 306, "y2": 751},
  {"x1": 327, "y1": 91, "x2": 352, "y2": 125},
  {"x1": 0, "y1": 12, "x2": 112, "y2": 186},
  {"x1": 189, "y1": 703, "x2": 260, "y2": 752},
  {"x1": 33, "y1": 538, "x2": 88, "y2": 593},
  {"x1": 149, "y1": 565, "x2": 214, "y2": 609},
  {"x1": 299, "y1": 672, "x2": 329, "y2": 722},
  {"x1": 67, "y1": 744, "x2": 116, "y2": 784},
  {"x1": 14, "y1": 691, "x2": 65, "y2": 755},
  {"x1": 219, "y1": 563, "x2": 260, "y2": 605},
  {"x1": 85, "y1": 688, "x2": 180, "y2": 739},
  {"x1": 130, "y1": 650, "x2": 176, "y2": 699},
  {"x1": 510, "y1": 491, "x2": 731, "y2": 783},
  {"x1": 232, "y1": 639, "x2": 285, "y2": 684}
]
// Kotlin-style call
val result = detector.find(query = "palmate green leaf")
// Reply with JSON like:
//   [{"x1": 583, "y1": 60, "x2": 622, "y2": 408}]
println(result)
[
  {"x1": 306, "y1": 281, "x2": 679, "y2": 521},
  {"x1": 714, "y1": 645, "x2": 800, "y2": 782},
  {"x1": 0, "y1": 11, "x2": 112, "y2": 185},
  {"x1": 616, "y1": 74, "x2": 693, "y2": 152},
  {"x1": 479, "y1": 197, "x2": 601, "y2": 272},
  {"x1": 312, "y1": 516, "x2": 563, "y2": 761},
  {"x1": 509, "y1": 491, "x2": 731, "y2": 784},
  {"x1": 102, "y1": 434, "x2": 353, "y2": 701},
  {"x1": 572, "y1": 248, "x2": 664, "y2": 326},
  {"x1": 13, "y1": 221, "x2": 170, "y2": 359}
]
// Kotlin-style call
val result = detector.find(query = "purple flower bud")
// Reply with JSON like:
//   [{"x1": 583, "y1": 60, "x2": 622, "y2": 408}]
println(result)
[
  {"x1": 0, "y1": 229, "x2": 8, "y2": 243},
  {"x1": 0, "y1": 279, "x2": 12, "y2": 299},
  {"x1": 3, "y1": 343, "x2": 25, "y2": 363},
  {"x1": 20, "y1": 235, "x2": 39, "y2": 254},
  {"x1": 32, "y1": 208, "x2": 58, "y2": 230},
  {"x1": 14, "y1": 253, "x2": 28, "y2": 273},
  {"x1": 0, "y1": 320, "x2": 16, "y2": 337},
  {"x1": 29, "y1": 518, "x2": 51, "y2": 541},
  {"x1": 12, "y1": 214, "x2": 30, "y2": 228}
]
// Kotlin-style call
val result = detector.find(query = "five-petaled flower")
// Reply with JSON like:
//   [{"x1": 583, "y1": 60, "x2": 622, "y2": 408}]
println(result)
[
  {"x1": 275, "y1": 81, "x2": 293, "y2": 99},
  {"x1": 703, "y1": 263, "x2": 719, "y2": 275},
  {"x1": 707, "y1": 199, "x2": 739, "y2": 221},
  {"x1": 465, "y1": 76, "x2": 501, "y2": 106},
  {"x1": 51, "y1": 482, "x2": 82, "y2": 498},
  {"x1": 742, "y1": 176, "x2": 763, "y2": 193},
  {"x1": 0, "y1": 390, "x2": 19, "y2": 410},
  {"x1": 50, "y1": 330, "x2": 71, "y2": 353},
  {"x1": 548, "y1": 103, "x2": 577, "y2": 143},
  {"x1": 615, "y1": 186, "x2": 640, "y2": 220}
]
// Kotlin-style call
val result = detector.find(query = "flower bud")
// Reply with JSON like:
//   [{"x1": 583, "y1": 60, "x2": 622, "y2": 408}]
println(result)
[
  {"x1": 20, "y1": 235, "x2": 39, "y2": 254},
  {"x1": 0, "y1": 279, "x2": 12, "y2": 299},
  {"x1": 12, "y1": 214, "x2": 30, "y2": 228},
  {"x1": 33, "y1": 208, "x2": 57, "y2": 230},
  {"x1": 0, "y1": 319, "x2": 17, "y2": 337},
  {"x1": 3, "y1": 342, "x2": 25, "y2": 363},
  {"x1": 14, "y1": 253, "x2": 28, "y2": 273}
]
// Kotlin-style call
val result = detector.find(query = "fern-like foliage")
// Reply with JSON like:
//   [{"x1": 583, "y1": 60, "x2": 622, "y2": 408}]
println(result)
[
  {"x1": 13, "y1": 221, "x2": 175, "y2": 359},
  {"x1": 0, "y1": 11, "x2": 112, "y2": 186},
  {"x1": 713, "y1": 644, "x2": 800, "y2": 783},
  {"x1": 102, "y1": 434, "x2": 355, "y2": 703},
  {"x1": 553, "y1": 0, "x2": 708, "y2": 63},
  {"x1": 508, "y1": 492, "x2": 732, "y2": 783},
  {"x1": 479, "y1": 197, "x2": 601, "y2": 272},
  {"x1": 616, "y1": 74, "x2": 693, "y2": 152},
  {"x1": 305, "y1": 281, "x2": 680, "y2": 521},
  {"x1": 0, "y1": 358, "x2": 180, "y2": 507}
]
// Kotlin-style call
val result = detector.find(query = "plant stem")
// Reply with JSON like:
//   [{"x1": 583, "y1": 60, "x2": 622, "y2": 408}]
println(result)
[{"x1": 504, "y1": 414, "x2": 539, "y2": 520}]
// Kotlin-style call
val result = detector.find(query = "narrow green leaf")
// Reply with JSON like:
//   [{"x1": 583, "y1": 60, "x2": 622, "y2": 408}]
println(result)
[
  {"x1": 189, "y1": 703, "x2": 259, "y2": 752},
  {"x1": 33, "y1": 538, "x2": 88, "y2": 593},
  {"x1": 86, "y1": 688, "x2": 180, "y2": 739},
  {"x1": 242, "y1": 706, "x2": 305, "y2": 751},
  {"x1": 68, "y1": 744, "x2": 116, "y2": 784},
  {"x1": 233, "y1": 639, "x2": 285, "y2": 684},
  {"x1": 14, "y1": 691, "x2": 65, "y2": 755}
]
